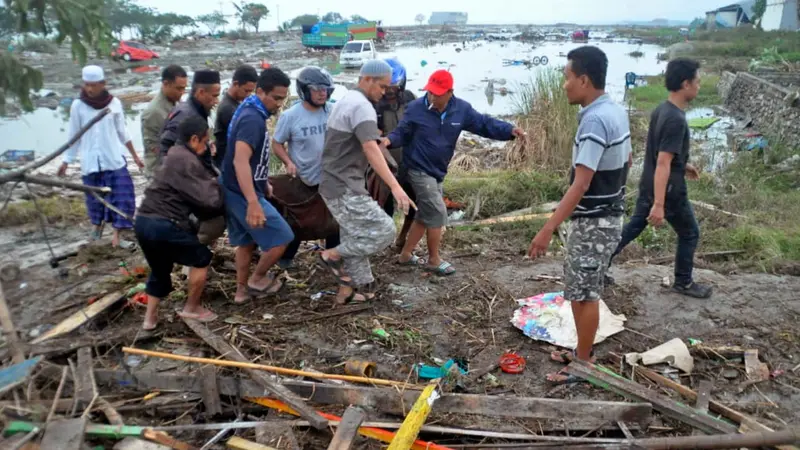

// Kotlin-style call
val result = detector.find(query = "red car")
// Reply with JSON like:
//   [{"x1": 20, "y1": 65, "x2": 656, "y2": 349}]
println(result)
[{"x1": 113, "y1": 41, "x2": 159, "y2": 62}]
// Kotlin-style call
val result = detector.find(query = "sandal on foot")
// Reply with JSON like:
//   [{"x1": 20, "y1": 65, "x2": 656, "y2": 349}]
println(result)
[
  {"x1": 116, "y1": 239, "x2": 137, "y2": 250},
  {"x1": 336, "y1": 291, "x2": 368, "y2": 305},
  {"x1": 398, "y1": 254, "x2": 425, "y2": 266},
  {"x1": 139, "y1": 322, "x2": 161, "y2": 338},
  {"x1": 248, "y1": 274, "x2": 284, "y2": 295},
  {"x1": 233, "y1": 294, "x2": 251, "y2": 305},
  {"x1": 317, "y1": 253, "x2": 353, "y2": 286},
  {"x1": 546, "y1": 368, "x2": 587, "y2": 385},
  {"x1": 424, "y1": 261, "x2": 456, "y2": 276},
  {"x1": 550, "y1": 349, "x2": 596, "y2": 364},
  {"x1": 177, "y1": 309, "x2": 218, "y2": 322}
]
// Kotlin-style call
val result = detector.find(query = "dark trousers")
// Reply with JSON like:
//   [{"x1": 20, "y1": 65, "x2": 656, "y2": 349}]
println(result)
[
  {"x1": 611, "y1": 193, "x2": 699, "y2": 286},
  {"x1": 281, "y1": 234, "x2": 341, "y2": 263}
]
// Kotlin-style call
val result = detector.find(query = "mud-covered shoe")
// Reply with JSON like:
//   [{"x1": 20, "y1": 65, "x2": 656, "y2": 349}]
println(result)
[{"x1": 671, "y1": 282, "x2": 713, "y2": 299}]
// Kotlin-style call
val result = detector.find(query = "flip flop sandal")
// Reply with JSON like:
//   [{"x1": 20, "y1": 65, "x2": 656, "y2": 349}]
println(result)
[
  {"x1": 248, "y1": 275, "x2": 284, "y2": 296},
  {"x1": 546, "y1": 368, "x2": 587, "y2": 385},
  {"x1": 551, "y1": 349, "x2": 596, "y2": 364},
  {"x1": 317, "y1": 253, "x2": 353, "y2": 287},
  {"x1": 336, "y1": 290, "x2": 368, "y2": 305},
  {"x1": 177, "y1": 310, "x2": 218, "y2": 322},
  {"x1": 398, "y1": 254, "x2": 425, "y2": 266},
  {"x1": 233, "y1": 294, "x2": 251, "y2": 305},
  {"x1": 117, "y1": 240, "x2": 137, "y2": 250},
  {"x1": 360, "y1": 281, "x2": 379, "y2": 301},
  {"x1": 424, "y1": 261, "x2": 456, "y2": 276},
  {"x1": 139, "y1": 323, "x2": 161, "y2": 338}
]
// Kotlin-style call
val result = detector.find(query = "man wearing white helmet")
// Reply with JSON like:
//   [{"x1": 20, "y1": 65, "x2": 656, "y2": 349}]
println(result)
[{"x1": 272, "y1": 66, "x2": 339, "y2": 268}]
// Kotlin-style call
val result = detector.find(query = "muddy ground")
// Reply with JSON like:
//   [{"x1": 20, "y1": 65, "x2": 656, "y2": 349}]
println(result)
[{"x1": 2, "y1": 223, "x2": 799, "y2": 448}]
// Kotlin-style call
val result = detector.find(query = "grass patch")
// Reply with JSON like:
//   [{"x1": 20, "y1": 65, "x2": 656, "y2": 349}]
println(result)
[
  {"x1": 507, "y1": 69, "x2": 579, "y2": 171},
  {"x1": 623, "y1": 147, "x2": 800, "y2": 271},
  {"x1": 626, "y1": 74, "x2": 720, "y2": 113},
  {"x1": 444, "y1": 170, "x2": 567, "y2": 219},
  {"x1": 690, "y1": 29, "x2": 800, "y2": 58},
  {"x1": 1, "y1": 196, "x2": 86, "y2": 227}
]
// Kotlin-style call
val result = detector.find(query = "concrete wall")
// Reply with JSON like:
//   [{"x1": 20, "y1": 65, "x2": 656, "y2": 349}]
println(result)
[
  {"x1": 752, "y1": 70, "x2": 800, "y2": 89},
  {"x1": 720, "y1": 71, "x2": 800, "y2": 145}
]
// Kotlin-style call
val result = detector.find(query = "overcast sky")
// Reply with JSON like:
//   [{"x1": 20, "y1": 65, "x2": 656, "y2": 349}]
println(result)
[{"x1": 136, "y1": 0, "x2": 729, "y2": 29}]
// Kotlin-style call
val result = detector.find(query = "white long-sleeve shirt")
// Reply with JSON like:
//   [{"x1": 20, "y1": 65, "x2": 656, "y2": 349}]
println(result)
[{"x1": 63, "y1": 97, "x2": 132, "y2": 175}]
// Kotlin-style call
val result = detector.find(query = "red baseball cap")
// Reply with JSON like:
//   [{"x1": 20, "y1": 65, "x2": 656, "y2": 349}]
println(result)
[{"x1": 423, "y1": 70, "x2": 454, "y2": 96}]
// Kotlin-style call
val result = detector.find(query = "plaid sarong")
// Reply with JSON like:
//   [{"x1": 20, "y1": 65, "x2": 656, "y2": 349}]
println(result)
[{"x1": 82, "y1": 166, "x2": 136, "y2": 229}]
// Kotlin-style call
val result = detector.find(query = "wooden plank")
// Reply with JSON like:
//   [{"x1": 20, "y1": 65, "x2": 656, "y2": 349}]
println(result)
[
  {"x1": 31, "y1": 290, "x2": 126, "y2": 344},
  {"x1": 0, "y1": 280, "x2": 25, "y2": 363},
  {"x1": 141, "y1": 429, "x2": 198, "y2": 450},
  {"x1": 327, "y1": 406, "x2": 366, "y2": 450},
  {"x1": 695, "y1": 380, "x2": 712, "y2": 412},
  {"x1": 607, "y1": 352, "x2": 799, "y2": 450},
  {"x1": 227, "y1": 436, "x2": 277, "y2": 450},
  {"x1": 199, "y1": 366, "x2": 222, "y2": 417},
  {"x1": 565, "y1": 360, "x2": 737, "y2": 435},
  {"x1": 0, "y1": 357, "x2": 42, "y2": 393},
  {"x1": 388, "y1": 384, "x2": 438, "y2": 450},
  {"x1": 76, "y1": 348, "x2": 95, "y2": 408},
  {"x1": 93, "y1": 369, "x2": 651, "y2": 428},
  {"x1": 39, "y1": 418, "x2": 87, "y2": 450},
  {"x1": 181, "y1": 317, "x2": 327, "y2": 430}
]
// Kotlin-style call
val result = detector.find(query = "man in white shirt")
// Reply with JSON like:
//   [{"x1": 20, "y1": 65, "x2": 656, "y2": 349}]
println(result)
[{"x1": 58, "y1": 65, "x2": 144, "y2": 247}]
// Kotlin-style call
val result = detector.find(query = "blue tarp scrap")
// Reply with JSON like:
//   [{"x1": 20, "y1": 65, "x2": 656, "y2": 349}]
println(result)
[{"x1": 0, "y1": 356, "x2": 43, "y2": 391}]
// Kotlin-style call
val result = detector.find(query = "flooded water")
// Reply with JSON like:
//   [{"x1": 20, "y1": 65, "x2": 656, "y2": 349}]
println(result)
[
  {"x1": 686, "y1": 107, "x2": 737, "y2": 173},
  {"x1": 1, "y1": 40, "x2": 664, "y2": 158}
]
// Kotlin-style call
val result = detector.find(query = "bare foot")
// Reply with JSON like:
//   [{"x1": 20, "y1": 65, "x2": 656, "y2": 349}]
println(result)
[
  {"x1": 177, "y1": 306, "x2": 217, "y2": 322},
  {"x1": 234, "y1": 284, "x2": 250, "y2": 304}
]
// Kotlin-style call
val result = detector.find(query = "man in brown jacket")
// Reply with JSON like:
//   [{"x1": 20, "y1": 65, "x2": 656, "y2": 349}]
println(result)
[{"x1": 135, "y1": 116, "x2": 225, "y2": 331}]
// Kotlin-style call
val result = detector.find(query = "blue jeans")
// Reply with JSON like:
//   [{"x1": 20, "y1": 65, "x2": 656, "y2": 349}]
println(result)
[{"x1": 611, "y1": 193, "x2": 699, "y2": 286}]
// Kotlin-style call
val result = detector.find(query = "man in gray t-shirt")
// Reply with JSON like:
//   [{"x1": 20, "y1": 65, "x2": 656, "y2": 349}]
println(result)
[
  {"x1": 317, "y1": 60, "x2": 413, "y2": 305},
  {"x1": 273, "y1": 101, "x2": 329, "y2": 186}
]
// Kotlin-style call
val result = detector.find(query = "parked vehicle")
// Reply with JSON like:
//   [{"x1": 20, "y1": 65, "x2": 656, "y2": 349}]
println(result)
[
  {"x1": 339, "y1": 40, "x2": 377, "y2": 68},
  {"x1": 302, "y1": 21, "x2": 378, "y2": 48},
  {"x1": 113, "y1": 41, "x2": 159, "y2": 62}
]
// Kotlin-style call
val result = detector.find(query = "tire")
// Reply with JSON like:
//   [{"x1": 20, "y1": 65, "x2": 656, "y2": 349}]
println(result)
[
  {"x1": 532, "y1": 56, "x2": 541, "y2": 66},
  {"x1": 540, "y1": 56, "x2": 549, "y2": 66},
  {"x1": 122, "y1": 53, "x2": 131, "y2": 61}
]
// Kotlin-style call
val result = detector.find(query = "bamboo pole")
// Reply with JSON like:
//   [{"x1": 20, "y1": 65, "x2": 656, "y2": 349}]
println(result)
[
  {"x1": 388, "y1": 383, "x2": 439, "y2": 450},
  {"x1": 121, "y1": 347, "x2": 421, "y2": 389}
]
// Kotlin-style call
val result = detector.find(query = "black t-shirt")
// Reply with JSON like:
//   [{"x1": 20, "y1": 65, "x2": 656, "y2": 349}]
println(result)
[
  {"x1": 639, "y1": 101, "x2": 690, "y2": 199},
  {"x1": 214, "y1": 93, "x2": 239, "y2": 167}
]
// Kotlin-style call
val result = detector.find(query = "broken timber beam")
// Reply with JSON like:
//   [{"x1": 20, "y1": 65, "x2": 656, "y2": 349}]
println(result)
[
  {"x1": 0, "y1": 280, "x2": 25, "y2": 363},
  {"x1": 181, "y1": 317, "x2": 327, "y2": 430},
  {"x1": 327, "y1": 406, "x2": 366, "y2": 450},
  {"x1": 75, "y1": 348, "x2": 95, "y2": 410},
  {"x1": 93, "y1": 368, "x2": 651, "y2": 427},
  {"x1": 39, "y1": 417, "x2": 87, "y2": 450},
  {"x1": 607, "y1": 353, "x2": 800, "y2": 450},
  {"x1": 30, "y1": 290, "x2": 126, "y2": 344},
  {"x1": 199, "y1": 366, "x2": 223, "y2": 417},
  {"x1": 565, "y1": 359, "x2": 737, "y2": 435}
]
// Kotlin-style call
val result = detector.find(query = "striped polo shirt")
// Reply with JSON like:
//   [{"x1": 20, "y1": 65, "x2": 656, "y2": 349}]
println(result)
[{"x1": 570, "y1": 94, "x2": 632, "y2": 219}]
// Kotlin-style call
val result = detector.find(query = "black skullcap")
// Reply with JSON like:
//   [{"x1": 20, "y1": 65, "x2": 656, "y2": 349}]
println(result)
[{"x1": 193, "y1": 70, "x2": 221, "y2": 85}]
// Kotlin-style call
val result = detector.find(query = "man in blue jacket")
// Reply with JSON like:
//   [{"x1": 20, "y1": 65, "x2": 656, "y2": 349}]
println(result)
[{"x1": 383, "y1": 70, "x2": 525, "y2": 275}]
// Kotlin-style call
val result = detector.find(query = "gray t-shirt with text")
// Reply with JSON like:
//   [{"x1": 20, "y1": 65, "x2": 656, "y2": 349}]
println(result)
[
  {"x1": 273, "y1": 102, "x2": 329, "y2": 186},
  {"x1": 319, "y1": 89, "x2": 380, "y2": 199}
]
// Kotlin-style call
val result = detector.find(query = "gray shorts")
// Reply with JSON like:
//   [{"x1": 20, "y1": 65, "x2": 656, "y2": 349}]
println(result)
[
  {"x1": 564, "y1": 216, "x2": 623, "y2": 302},
  {"x1": 407, "y1": 170, "x2": 447, "y2": 228}
]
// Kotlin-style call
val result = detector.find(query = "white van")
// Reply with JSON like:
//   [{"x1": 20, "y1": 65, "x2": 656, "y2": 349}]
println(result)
[{"x1": 339, "y1": 40, "x2": 377, "y2": 68}]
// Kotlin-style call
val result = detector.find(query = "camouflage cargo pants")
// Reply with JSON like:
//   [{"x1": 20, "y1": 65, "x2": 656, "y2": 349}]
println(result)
[
  {"x1": 564, "y1": 216, "x2": 623, "y2": 302},
  {"x1": 144, "y1": 149, "x2": 161, "y2": 181},
  {"x1": 323, "y1": 192, "x2": 396, "y2": 286}
]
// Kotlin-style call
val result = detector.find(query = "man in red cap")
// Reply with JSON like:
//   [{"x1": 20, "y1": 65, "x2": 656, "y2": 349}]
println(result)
[{"x1": 383, "y1": 69, "x2": 524, "y2": 276}]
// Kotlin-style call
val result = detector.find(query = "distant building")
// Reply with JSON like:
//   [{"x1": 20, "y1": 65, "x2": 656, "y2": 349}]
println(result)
[
  {"x1": 705, "y1": 0, "x2": 756, "y2": 29},
  {"x1": 428, "y1": 12, "x2": 468, "y2": 26},
  {"x1": 761, "y1": 0, "x2": 798, "y2": 31}
]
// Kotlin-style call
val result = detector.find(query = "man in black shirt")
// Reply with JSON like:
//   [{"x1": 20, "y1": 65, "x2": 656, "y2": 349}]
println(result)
[
  {"x1": 214, "y1": 65, "x2": 258, "y2": 167},
  {"x1": 609, "y1": 58, "x2": 712, "y2": 299}
]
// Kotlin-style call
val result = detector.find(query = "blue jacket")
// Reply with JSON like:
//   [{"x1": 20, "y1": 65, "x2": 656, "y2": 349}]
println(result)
[{"x1": 387, "y1": 95, "x2": 515, "y2": 182}]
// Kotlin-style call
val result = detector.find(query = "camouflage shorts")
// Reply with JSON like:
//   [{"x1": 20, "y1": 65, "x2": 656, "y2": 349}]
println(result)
[{"x1": 564, "y1": 216, "x2": 623, "y2": 302}]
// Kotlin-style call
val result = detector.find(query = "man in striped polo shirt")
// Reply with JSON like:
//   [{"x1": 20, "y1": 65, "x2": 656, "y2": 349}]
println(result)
[{"x1": 528, "y1": 46, "x2": 631, "y2": 384}]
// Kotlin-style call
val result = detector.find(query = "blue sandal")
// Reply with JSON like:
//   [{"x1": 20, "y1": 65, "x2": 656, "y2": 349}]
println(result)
[{"x1": 425, "y1": 261, "x2": 456, "y2": 276}]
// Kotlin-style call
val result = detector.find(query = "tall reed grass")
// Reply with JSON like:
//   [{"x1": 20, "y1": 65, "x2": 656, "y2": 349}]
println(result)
[{"x1": 507, "y1": 69, "x2": 579, "y2": 172}]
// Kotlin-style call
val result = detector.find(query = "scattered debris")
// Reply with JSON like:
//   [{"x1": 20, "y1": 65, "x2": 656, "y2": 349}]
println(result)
[
  {"x1": 625, "y1": 338, "x2": 694, "y2": 373},
  {"x1": 511, "y1": 292, "x2": 626, "y2": 348}
]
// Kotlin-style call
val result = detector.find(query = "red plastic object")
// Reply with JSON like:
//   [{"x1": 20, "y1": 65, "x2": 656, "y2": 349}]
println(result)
[
  {"x1": 130, "y1": 292, "x2": 148, "y2": 306},
  {"x1": 499, "y1": 353, "x2": 525, "y2": 374}
]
